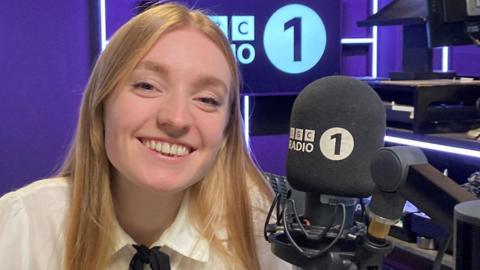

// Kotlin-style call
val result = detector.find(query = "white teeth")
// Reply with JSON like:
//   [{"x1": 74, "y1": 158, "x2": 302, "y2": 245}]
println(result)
[
  {"x1": 170, "y1": 144, "x2": 178, "y2": 155},
  {"x1": 161, "y1": 143, "x2": 170, "y2": 154},
  {"x1": 178, "y1": 146, "x2": 187, "y2": 156},
  {"x1": 142, "y1": 139, "x2": 189, "y2": 157},
  {"x1": 155, "y1": 142, "x2": 162, "y2": 152}
]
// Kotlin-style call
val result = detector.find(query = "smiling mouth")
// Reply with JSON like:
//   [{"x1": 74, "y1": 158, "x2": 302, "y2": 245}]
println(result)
[{"x1": 140, "y1": 138, "x2": 193, "y2": 157}]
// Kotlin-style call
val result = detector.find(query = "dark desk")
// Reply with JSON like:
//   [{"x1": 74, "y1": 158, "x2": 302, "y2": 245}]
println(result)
[{"x1": 368, "y1": 80, "x2": 480, "y2": 134}]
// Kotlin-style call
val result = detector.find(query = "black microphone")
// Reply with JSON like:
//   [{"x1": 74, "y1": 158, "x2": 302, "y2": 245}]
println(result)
[
  {"x1": 287, "y1": 75, "x2": 385, "y2": 227},
  {"x1": 265, "y1": 76, "x2": 387, "y2": 270}
]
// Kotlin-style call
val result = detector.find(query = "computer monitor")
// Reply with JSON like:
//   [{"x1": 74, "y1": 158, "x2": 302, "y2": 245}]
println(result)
[
  {"x1": 359, "y1": 0, "x2": 480, "y2": 80},
  {"x1": 428, "y1": 0, "x2": 480, "y2": 47}
]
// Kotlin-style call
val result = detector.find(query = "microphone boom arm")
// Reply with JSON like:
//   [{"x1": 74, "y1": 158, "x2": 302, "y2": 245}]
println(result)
[
  {"x1": 368, "y1": 146, "x2": 477, "y2": 269},
  {"x1": 369, "y1": 146, "x2": 477, "y2": 234},
  {"x1": 401, "y1": 163, "x2": 477, "y2": 232}
]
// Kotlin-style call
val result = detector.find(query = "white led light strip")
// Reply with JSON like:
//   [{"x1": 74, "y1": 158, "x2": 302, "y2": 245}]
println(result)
[
  {"x1": 341, "y1": 38, "x2": 374, "y2": 44},
  {"x1": 442, "y1": 46, "x2": 449, "y2": 72},
  {"x1": 371, "y1": 0, "x2": 378, "y2": 78},
  {"x1": 243, "y1": 96, "x2": 250, "y2": 146},
  {"x1": 385, "y1": 136, "x2": 480, "y2": 158},
  {"x1": 100, "y1": 0, "x2": 107, "y2": 50}
]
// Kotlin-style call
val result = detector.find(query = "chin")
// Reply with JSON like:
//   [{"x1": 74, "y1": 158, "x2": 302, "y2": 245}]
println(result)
[{"x1": 140, "y1": 175, "x2": 199, "y2": 193}]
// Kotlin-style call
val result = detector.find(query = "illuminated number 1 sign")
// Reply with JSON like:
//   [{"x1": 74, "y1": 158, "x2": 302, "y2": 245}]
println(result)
[
  {"x1": 284, "y1": 17, "x2": 302, "y2": 61},
  {"x1": 264, "y1": 4, "x2": 327, "y2": 74}
]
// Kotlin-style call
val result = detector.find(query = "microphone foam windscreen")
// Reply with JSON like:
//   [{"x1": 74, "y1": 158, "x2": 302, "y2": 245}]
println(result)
[{"x1": 287, "y1": 76, "x2": 386, "y2": 197}]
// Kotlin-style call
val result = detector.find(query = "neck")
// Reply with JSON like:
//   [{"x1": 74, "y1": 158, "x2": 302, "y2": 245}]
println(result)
[{"x1": 111, "y1": 174, "x2": 185, "y2": 246}]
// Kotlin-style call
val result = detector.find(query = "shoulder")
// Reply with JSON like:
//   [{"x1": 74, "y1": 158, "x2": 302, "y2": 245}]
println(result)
[
  {"x1": 1, "y1": 176, "x2": 70, "y2": 197},
  {"x1": 0, "y1": 176, "x2": 71, "y2": 233},
  {"x1": 0, "y1": 177, "x2": 70, "y2": 213},
  {"x1": 0, "y1": 177, "x2": 70, "y2": 269},
  {"x1": 0, "y1": 176, "x2": 71, "y2": 228}
]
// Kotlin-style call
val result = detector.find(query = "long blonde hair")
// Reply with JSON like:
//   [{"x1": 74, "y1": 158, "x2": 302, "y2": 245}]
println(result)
[{"x1": 59, "y1": 3, "x2": 273, "y2": 269}]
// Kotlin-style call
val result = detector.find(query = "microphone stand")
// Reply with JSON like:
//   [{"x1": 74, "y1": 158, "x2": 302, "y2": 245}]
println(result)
[{"x1": 264, "y1": 193, "x2": 394, "y2": 270}]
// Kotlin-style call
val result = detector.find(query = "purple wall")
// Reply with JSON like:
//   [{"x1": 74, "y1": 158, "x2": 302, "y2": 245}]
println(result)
[
  {"x1": 250, "y1": 135, "x2": 289, "y2": 176},
  {"x1": 106, "y1": 0, "x2": 136, "y2": 38},
  {"x1": 452, "y1": 45, "x2": 480, "y2": 76},
  {"x1": 340, "y1": 0, "x2": 371, "y2": 76},
  {"x1": 1, "y1": 0, "x2": 479, "y2": 195},
  {"x1": 0, "y1": 2, "x2": 91, "y2": 194}
]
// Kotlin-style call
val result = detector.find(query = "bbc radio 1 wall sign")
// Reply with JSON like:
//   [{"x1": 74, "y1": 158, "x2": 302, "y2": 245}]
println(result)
[
  {"x1": 133, "y1": 0, "x2": 340, "y2": 94},
  {"x1": 205, "y1": 0, "x2": 341, "y2": 94}
]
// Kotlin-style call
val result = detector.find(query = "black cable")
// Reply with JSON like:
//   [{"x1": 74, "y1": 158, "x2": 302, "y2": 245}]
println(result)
[
  {"x1": 313, "y1": 203, "x2": 347, "y2": 256},
  {"x1": 289, "y1": 199, "x2": 310, "y2": 237},
  {"x1": 283, "y1": 201, "x2": 348, "y2": 258},
  {"x1": 283, "y1": 199, "x2": 308, "y2": 254},
  {"x1": 277, "y1": 189, "x2": 292, "y2": 226},
  {"x1": 264, "y1": 193, "x2": 280, "y2": 241}
]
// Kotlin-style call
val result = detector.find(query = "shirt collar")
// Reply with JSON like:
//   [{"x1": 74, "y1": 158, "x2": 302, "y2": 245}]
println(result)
[{"x1": 111, "y1": 193, "x2": 210, "y2": 262}]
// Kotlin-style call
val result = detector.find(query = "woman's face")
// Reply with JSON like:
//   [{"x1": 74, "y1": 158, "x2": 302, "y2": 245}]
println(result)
[{"x1": 104, "y1": 27, "x2": 232, "y2": 193}]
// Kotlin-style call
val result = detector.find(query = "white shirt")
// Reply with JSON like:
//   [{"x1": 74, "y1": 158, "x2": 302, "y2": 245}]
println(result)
[{"x1": 0, "y1": 177, "x2": 291, "y2": 270}]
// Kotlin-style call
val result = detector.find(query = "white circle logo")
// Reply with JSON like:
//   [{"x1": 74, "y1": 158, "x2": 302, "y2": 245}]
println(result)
[
  {"x1": 319, "y1": 128, "x2": 354, "y2": 160},
  {"x1": 263, "y1": 4, "x2": 327, "y2": 74}
]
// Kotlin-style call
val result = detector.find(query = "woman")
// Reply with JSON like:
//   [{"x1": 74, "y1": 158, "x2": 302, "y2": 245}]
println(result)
[{"x1": 0, "y1": 3, "x2": 290, "y2": 270}]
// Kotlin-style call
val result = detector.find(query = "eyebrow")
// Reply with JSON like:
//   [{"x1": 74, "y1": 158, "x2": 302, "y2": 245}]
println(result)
[
  {"x1": 192, "y1": 76, "x2": 229, "y2": 95},
  {"x1": 135, "y1": 60, "x2": 169, "y2": 77}
]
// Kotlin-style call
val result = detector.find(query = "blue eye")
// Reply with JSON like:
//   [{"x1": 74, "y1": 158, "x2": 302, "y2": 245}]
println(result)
[{"x1": 132, "y1": 82, "x2": 154, "y2": 91}]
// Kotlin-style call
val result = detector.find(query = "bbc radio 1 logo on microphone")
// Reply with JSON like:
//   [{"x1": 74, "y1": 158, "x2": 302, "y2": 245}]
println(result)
[
  {"x1": 209, "y1": 4, "x2": 327, "y2": 73},
  {"x1": 319, "y1": 127, "x2": 355, "y2": 161},
  {"x1": 290, "y1": 127, "x2": 355, "y2": 160},
  {"x1": 289, "y1": 127, "x2": 315, "y2": 152}
]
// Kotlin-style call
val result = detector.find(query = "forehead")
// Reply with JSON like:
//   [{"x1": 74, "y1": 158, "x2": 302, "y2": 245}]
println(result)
[{"x1": 138, "y1": 27, "x2": 232, "y2": 90}]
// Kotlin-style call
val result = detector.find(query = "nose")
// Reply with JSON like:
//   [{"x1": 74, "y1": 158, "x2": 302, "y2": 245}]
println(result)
[{"x1": 156, "y1": 92, "x2": 192, "y2": 137}]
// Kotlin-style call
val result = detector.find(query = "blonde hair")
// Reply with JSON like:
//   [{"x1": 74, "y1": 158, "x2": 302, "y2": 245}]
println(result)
[{"x1": 59, "y1": 2, "x2": 273, "y2": 270}]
